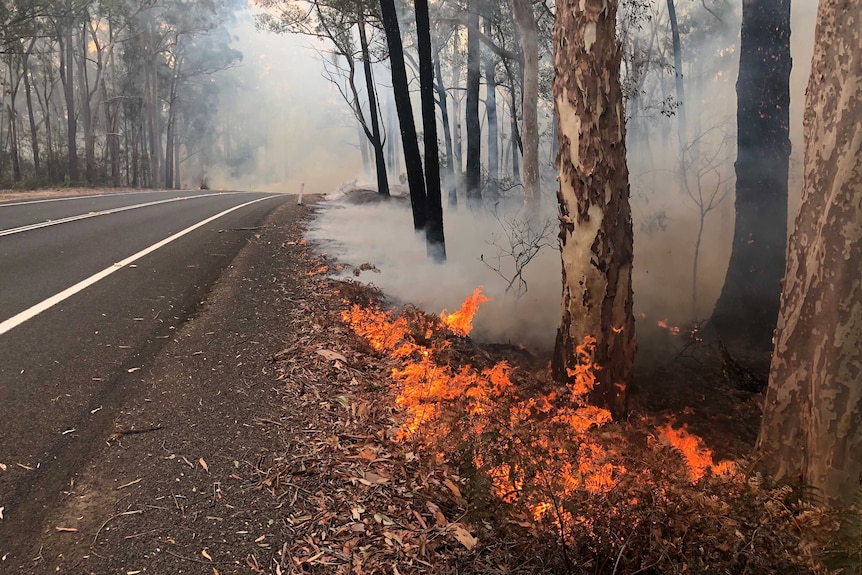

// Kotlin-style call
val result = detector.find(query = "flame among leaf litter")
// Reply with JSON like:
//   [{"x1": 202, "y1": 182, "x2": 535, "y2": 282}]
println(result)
[
  {"x1": 343, "y1": 288, "x2": 739, "y2": 542},
  {"x1": 658, "y1": 424, "x2": 736, "y2": 482},
  {"x1": 440, "y1": 287, "x2": 488, "y2": 337}
]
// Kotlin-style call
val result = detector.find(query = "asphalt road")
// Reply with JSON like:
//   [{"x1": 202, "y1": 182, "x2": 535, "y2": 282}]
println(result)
[{"x1": 0, "y1": 190, "x2": 291, "y2": 553}]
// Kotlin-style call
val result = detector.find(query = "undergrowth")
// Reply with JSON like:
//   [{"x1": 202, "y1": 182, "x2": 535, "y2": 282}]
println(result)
[{"x1": 338, "y1": 284, "x2": 838, "y2": 574}]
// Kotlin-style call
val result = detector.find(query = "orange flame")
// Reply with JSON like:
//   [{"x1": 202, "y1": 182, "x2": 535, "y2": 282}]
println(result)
[
  {"x1": 440, "y1": 287, "x2": 488, "y2": 337},
  {"x1": 657, "y1": 319, "x2": 681, "y2": 335},
  {"x1": 658, "y1": 424, "x2": 736, "y2": 482}
]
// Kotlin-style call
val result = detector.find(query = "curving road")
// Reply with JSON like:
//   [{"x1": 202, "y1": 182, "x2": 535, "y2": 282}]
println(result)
[{"x1": 0, "y1": 190, "x2": 291, "y2": 553}]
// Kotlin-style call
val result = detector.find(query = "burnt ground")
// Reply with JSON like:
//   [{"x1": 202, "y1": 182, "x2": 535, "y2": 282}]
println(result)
[{"x1": 0, "y1": 188, "x2": 816, "y2": 574}]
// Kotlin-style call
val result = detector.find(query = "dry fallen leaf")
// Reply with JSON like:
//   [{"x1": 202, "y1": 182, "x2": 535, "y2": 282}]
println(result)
[
  {"x1": 55, "y1": 526, "x2": 78, "y2": 532},
  {"x1": 316, "y1": 349, "x2": 347, "y2": 363},
  {"x1": 0, "y1": 463, "x2": 7, "y2": 472},
  {"x1": 444, "y1": 478, "x2": 463, "y2": 499},
  {"x1": 212, "y1": 567, "x2": 220, "y2": 575},
  {"x1": 201, "y1": 549, "x2": 213, "y2": 561},
  {"x1": 0, "y1": 506, "x2": 4, "y2": 520},
  {"x1": 199, "y1": 458, "x2": 209, "y2": 473},
  {"x1": 452, "y1": 524, "x2": 477, "y2": 550}
]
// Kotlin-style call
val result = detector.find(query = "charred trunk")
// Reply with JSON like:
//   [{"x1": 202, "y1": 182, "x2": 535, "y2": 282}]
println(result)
[
  {"x1": 552, "y1": 0, "x2": 636, "y2": 420},
  {"x1": 379, "y1": 0, "x2": 428, "y2": 231},
  {"x1": 415, "y1": 0, "x2": 446, "y2": 261},
  {"x1": 358, "y1": 16, "x2": 390, "y2": 197},
  {"x1": 464, "y1": 5, "x2": 482, "y2": 210},
  {"x1": 711, "y1": 0, "x2": 791, "y2": 367}
]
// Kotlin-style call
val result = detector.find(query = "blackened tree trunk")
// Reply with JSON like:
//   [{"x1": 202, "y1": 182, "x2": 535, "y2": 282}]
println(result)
[
  {"x1": 379, "y1": 0, "x2": 428, "y2": 231},
  {"x1": 483, "y1": 18, "x2": 499, "y2": 203},
  {"x1": 511, "y1": 0, "x2": 540, "y2": 212},
  {"x1": 756, "y1": 0, "x2": 862, "y2": 506},
  {"x1": 415, "y1": 0, "x2": 446, "y2": 261},
  {"x1": 552, "y1": 0, "x2": 636, "y2": 420},
  {"x1": 711, "y1": 0, "x2": 791, "y2": 365},
  {"x1": 464, "y1": 5, "x2": 482, "y2": 210},
  {"x1": 432, "y1": 32, "x2": 457, "y2": 209},
  {"x1": 358, "y1": 15, "x2": 390, "y2": 197}
]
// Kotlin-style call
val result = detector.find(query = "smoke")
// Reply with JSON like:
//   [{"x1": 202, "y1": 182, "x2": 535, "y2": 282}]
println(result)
[
  {"x1": 308, "y1": 196, "x2": 562, "y2": 350},
  {"x1": 198, "y1": 5, "x2": 363, "y2": 192},
  {"x1": 206, "y1": 0, "x2": 819, "y2": 350}
]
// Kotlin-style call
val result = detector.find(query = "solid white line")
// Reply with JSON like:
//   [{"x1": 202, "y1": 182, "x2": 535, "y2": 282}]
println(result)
[
  {"x1": 0, "y1": 192, "x2": 235, "y2": 237},
  {"x1": 0, "y1": 190, "x2": 177, "y2": 208},
  {"x1": 0, "y1": 195, "x2": 278, "y2": 337}
]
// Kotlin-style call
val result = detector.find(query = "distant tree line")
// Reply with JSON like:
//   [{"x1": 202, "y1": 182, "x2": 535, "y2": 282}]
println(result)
[{"x1": 0, "y1": 0, "x2": 246, "y2": 189}]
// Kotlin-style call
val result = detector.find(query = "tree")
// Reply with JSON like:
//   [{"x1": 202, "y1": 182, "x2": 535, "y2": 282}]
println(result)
[
  {"x1": 464, "y1": 1, "x2": 481, "y2": 210},
  {"x1": 756, "y1": 0, "x2": 862, "y2": 506},
  {"x1": 510, "y1": 0, "x2": 540, "y2": 211},
  {"x1": 710, "y1": 0, "x2": 791, "y2": 366},
  {"x1": 414, "y1": 0, "x2": 445, "y2": 261},
  {"x1": 552, "y1": 0, "x2": 636, "y2": 420},
  {"x1": 378, "y1": 0, "x2": 427, "y2": 231}
]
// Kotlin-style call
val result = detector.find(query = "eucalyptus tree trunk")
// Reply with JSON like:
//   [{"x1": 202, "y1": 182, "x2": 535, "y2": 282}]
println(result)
[
  {"x1": 666, "y1": 0, "x2": 686, "y2": 146},
  {"x1": 552, "y1": 0, "x2": 636, "y2": 420},
  {"x1": 379, "y1": 0, "x2": 428, "y2": 231},
  {"x1": 62, "y1": 20, "x2": 79, "y2": 181},
  {"x1": 451, "y1": 38, "x2": 463, "y2": 185},
  {"x1": 483, "y1": 18, "x2": 499, "y2": 203},
  {"x1": 415, "y1": 0, "x2": 446, "y2": 261},
  {"x1": 757, "y1": 0, "x2": 862, "y2": 506},
  {"x1": 432, "y1": 33, "x2": 457, "y2": 208},
  {"x1": 464, "y1": 4, "x2": 482, "y2": 210},
  {"x1": 511, "y1": 0, "x2": 540, "y2": 212},
  {"x1": 22, "y1": 43, "x2": 40, "y2": 175},
  {"x1": 358, "y1": 15, "x2": 389, "y2": 197},
  {"x1": 711, "y1": 0, "x2": 791, "y2": 366}
]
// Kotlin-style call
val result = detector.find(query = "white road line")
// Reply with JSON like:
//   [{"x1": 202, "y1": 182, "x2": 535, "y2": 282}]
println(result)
[
  {"x1": 0, "y1": 190, "x2": 179, "y2": 208},
  {"x1": 0, "y1": 192, "x2": 235, "y2": 237},
  {"x1": 0, "y1": 195, "x2": 278, "y2": 337}
]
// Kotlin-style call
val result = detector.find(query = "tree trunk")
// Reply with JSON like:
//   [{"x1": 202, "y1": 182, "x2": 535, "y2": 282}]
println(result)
[
  {"x1": 511, "y1": 0, "x2": 541, "y2": 212},
  {"x1": 8, "y1": 105, "x2": 21, "y2": 183},
  {"x1": 22, "y1": 44, "x2": 40, "y2": 176},
  {"x1": 451, "y1": 37, "x2": 463, "y2": 185},
  {"x1": 415, "y1": 0, "x2": 446, "y2": 261},
  {"x1": 464, "y1": 5, "x2": 482, "y2": 210},
  {"x1": 756, "y1": 0, "x2": 862, "y2": 506},
  {"x1": 78, "y1": 20, "x2": 96, "y2": 184},
  {"x1": 711, "y1": 0, "x2": 791, "y2": 366},
  {"x1": 666, "y1": 0, "x2": 686, "y2": 146},
  {"x1": 483, "y1": 18, "x2": 499, "y2": 203},
  {"x1": 379, "y1": 0, "x2": 428, "y2": 231},
  {"x1": 432, "y1": 32, "x2": 457, "y2": 209},
  {"x1": 358, "y1": 16, "x2": 390, "y2": 197},
  {"x1": 62, "y1": 22, "x2": 79, "y2": 181},
  {"x1": 358, "y1": 120, "x2": 370, "y2": 174},
  {"x1": 552, "y1": 0, "x2": 636, "y2": 420}
]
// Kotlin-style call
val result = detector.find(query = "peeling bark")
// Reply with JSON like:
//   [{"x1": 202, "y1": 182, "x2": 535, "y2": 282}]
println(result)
[
  {"x1": 757, "y1": 0, "x2": 862, "y2": 506},
  {"x1": 552, "y1": 0, "x2": 636, "y2": 419}
]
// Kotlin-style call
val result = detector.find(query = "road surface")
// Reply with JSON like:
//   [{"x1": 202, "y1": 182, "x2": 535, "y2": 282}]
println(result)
[{"x1": 0, "y1": 190, "x2": 290, "y2": 555}]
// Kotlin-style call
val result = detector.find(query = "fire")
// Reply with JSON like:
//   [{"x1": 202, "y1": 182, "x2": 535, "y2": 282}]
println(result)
[
  {"x1": 657, "y1": 319, "x2": 681, "y2": 335},
  {"x1": 342, "y1": 288, "x2": 737, "y2": 541},
  {"x1": 658, "y1": 424, "x2": 736, "y2": 482},
  {"x1": 440, "y1": 287, "x2": 488, "y2": 337}
]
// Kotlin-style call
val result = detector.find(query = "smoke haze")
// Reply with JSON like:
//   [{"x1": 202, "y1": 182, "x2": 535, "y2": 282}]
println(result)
[{"x1": 212, "y1": 0, "x2": 819, "y2": 351}]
